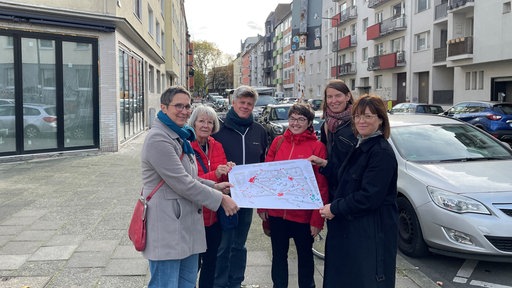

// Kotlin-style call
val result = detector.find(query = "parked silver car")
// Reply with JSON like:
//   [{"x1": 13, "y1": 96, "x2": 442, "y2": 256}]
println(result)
[
  {"x1": 388, "y1": 114, "x2": 512, "y2": 262},
  {"x1": 0, "y1": 103, "x2": 57, "y2": 138}
]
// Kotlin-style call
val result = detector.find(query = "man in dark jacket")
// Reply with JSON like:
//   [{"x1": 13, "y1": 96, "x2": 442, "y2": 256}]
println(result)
[{"x1": 212, "y1": 85, "x2": 268, "y2": 288}]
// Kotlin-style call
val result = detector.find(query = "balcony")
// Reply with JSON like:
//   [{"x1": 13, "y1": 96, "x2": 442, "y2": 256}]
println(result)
[
  {"x1": 367, "y1": 51, "x2": 406, "y2": 71},
  {"x1": 448, "y1": 0, "x2": 474, "y2": 11},
  {"x1": 367, "y1": 15, "x2": 406, "y2": 40},
  {"x1": 435, "y1": 2, "x2": 448, "y2": 21},
  {"x1": 433, "y1": 47, "x2": 447, "y2": 63},
  {"x1": 330, "y1": 63, "x2": 357, "y2": 78},
  {"x1": 332, "y1": 6, "x2": 358, "y2": 27},
  {"x1": 332, "y1": 35, "x2": 357, "y2": 52},
  {"x1": 447, "y1": 36, "x2": 473, "y2": 59},
  {"x1": 368, "y1": 0, "x2": 392, "y2": 9}
]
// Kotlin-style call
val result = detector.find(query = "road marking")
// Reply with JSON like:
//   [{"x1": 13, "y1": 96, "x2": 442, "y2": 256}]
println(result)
[
  {"x1": 470, "y1": 280, "x2": 512, "y2": 288},
  {"x1": 456, "y1": 259, "x2": 478, "y2": 278}
]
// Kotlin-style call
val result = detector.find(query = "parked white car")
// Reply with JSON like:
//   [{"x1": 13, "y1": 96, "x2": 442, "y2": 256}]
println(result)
[{"x1": 388, "y1": 114, "x2": 512, "y2": 262}]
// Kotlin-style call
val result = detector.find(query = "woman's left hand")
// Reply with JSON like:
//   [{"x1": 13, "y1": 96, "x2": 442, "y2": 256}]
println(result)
[
  {"x1": 310, "y1": 226, "x2": 321, "y2": 238},
  {"x1": 214, "y1": 182, "x2": 233, "y2": 194}
]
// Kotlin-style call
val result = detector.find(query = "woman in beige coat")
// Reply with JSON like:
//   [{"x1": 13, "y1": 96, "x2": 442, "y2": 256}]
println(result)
[{"x1": 140, "y1": 86, "x2": 239, "y2": 288}]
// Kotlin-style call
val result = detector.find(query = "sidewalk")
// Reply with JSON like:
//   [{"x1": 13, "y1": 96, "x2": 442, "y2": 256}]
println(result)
[{"x1": 0, "y1": 131, "x2": 439, "y2": 288}]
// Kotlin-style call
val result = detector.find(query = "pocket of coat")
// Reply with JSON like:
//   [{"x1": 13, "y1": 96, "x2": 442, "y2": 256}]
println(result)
[{"x1": 171, "y1": 199, "x2": 182, "y2": 219}]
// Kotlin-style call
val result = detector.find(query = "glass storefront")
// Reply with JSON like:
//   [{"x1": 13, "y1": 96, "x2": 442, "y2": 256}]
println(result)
[
  {"x1": 0, "y1": 32, "x2": 98, "y2": 156},
  {"x1": 119, "y1": 49, "x2": 145, "y2": 142}
]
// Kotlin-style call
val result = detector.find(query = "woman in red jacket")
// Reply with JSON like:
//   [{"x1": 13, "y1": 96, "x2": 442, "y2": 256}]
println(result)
[
  {"x1": 258, "y1": 103, "x2": 329, "y2": 288},
  {"x1": 189, "y1": 105, "x2": 235, "y2": 288}
]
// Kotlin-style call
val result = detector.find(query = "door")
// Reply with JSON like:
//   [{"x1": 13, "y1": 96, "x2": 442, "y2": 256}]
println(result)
[
  {"x1": 396, "y1": 73, "x2": 406, "y2": 103},
  {"x1": 418, "y1": 72, "x2": 429, "y2": 103}
]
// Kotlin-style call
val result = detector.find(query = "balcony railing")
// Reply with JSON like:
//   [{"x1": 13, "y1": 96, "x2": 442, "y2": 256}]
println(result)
[
  {"x1": 368, "y1": 0, "x2": 392, "y2": 9},
  {"x1": 434, "y1": 47, "x2": 447, "y2": 63},
  {"x1": 334, "y1": 6, "x2": 358, "y2": 26},
  {"x1": 367, "y1": 15, "x2": 406, "y2": 40},
  {"x1": 330, "y1": 62, "x2": 357, "y2": 78},
  {"x1": 367, "y1": 51, "x2": 405, "y2": 71},
  {"x1": 435, "y1": 2, "x2": 448, "y2": 20},
  {"x1": 448, "y1": 0, "x2": 474, "y2": 10},
  {"x1": 331, "y1": 35, "x2": 357, "y2": 52},
  {"x1": 447, "y1": 36, "x2": 473, "y2": 57}
]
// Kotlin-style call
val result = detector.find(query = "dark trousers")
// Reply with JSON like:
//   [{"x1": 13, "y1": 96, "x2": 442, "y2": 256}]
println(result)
[
  {"x1": 268, "y1": 216, "x2": 315, "y2": 288},
  {"x1": 198, "y1": 221, "x2": 222, "y2": 288}
]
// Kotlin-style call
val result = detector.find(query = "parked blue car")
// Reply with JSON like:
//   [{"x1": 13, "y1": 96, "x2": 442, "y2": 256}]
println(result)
[{"x1": 442, "y1": 101, "x2": 512, "y2": 145}]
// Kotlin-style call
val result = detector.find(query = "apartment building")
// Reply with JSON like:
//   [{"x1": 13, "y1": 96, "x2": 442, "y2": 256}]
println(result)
[
  {"x1": 240, "y1": 0, "x2": 512, "y2": 107},
  {"x1": 0, "y1": 0, "x2": 190, "y2": 159}
]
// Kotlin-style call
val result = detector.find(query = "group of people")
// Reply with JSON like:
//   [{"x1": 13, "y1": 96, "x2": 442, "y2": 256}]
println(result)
[{"x1": 139, "y1": 81, "x2": 399, "y2": 288}]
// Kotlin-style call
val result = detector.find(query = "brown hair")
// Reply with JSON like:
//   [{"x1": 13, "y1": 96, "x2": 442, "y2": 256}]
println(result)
[{"x1": 352, "y1": 94, "x2": 391, "y2": 139}]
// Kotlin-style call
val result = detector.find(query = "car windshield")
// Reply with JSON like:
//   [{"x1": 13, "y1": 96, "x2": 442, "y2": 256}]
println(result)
[
  {"x1": 390, "y1": 123, "x2": 512, "y2": 162},
  {"x1": 256, "y1": 95, "x2": 277, "y2": 106}
]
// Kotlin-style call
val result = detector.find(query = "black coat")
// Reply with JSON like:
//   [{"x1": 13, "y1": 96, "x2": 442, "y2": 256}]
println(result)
[
  {"x1": 319, "y1": 121, "x2": 357, "y2": 195},
  {"x1": 323, "y1": 135, "x2": 398, "y2": 288}
]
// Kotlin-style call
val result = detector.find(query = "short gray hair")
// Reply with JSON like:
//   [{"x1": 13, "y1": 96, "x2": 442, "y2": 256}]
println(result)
[
  {"x1": 188, "y1": 104, "x2": 221, "y2": 134},
  {"x1": 233, "y1": 85, "x2": 258, "y2": 103}
]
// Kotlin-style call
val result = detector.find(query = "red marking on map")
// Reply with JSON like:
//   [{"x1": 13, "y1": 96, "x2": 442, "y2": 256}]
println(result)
[
  {"x1": 277, "y1": 192, "x2": 284, "y2": 197},
  {"x1": 249, "y1": 176, "x2": 256, "y2": 183},
  {"x1": 288, "y1": 176, "x2": 293, "y2": 181}
]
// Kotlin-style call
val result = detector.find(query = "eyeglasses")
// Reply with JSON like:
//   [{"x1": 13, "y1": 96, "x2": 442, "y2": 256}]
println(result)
[
  {"x1": 168, "y1": 103, "x2": 192, "y2": 111},
  {"x1": 288, "y1": 117, "x2": 308, "y2": 124},
  {"x1": 353, "y1": 114, "x2": 378, "y2": 122}
]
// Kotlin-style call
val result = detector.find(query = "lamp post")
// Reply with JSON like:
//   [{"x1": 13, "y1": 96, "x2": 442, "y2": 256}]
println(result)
[{"x1": 316, "y1": 14, "x2": 340, "y2": 79}]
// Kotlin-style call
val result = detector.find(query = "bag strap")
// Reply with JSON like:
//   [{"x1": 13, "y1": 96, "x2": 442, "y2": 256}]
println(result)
[
  {"x1": 194, "y1": 150, "x2": 209, "y2": 174},
  {"x1": 271, "y1": 136, "x2": 285, "y2": 161},
  {"x1": 142, "y1": 152, "x2": 184, "y2": 202}
]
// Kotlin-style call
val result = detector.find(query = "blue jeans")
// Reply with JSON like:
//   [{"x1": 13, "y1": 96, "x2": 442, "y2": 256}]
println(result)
[
  {"x1": 213, "y1": 208, "x2": 253, "y2": 288},
  {"x1": 148, "y1": 254, "x2": 199, "y2": 288}
]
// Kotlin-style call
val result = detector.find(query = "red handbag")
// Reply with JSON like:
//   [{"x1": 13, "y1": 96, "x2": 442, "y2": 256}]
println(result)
[{"x1": 128, "y1": 179, "x2": 165, "y2": 251}]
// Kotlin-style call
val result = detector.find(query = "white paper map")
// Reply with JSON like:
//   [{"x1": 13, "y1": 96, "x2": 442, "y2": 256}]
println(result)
[{"x1": 228, "y1": 159, "x2": 323, "y2": 209}]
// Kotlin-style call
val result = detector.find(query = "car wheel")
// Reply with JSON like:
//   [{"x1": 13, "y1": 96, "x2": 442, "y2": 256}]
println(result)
[
  {"x1": 24, "y1": 125, "x2": 39, "y2": 138},
  {"x1": 397, "y1": 197, "x2": 429, "y2": 257}
]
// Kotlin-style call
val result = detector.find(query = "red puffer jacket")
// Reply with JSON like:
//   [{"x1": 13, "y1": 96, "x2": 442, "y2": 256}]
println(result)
[
  {"x1": 191, "y1": 136, "x2": 229, "y2": 227},
  {"x1": 257, "y1": 128, "x2": 329, "y2": 229}
]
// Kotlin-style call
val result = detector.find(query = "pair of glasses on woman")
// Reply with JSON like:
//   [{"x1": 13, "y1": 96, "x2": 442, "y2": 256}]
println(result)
[
  {"x1": 288, "y1": 117, "x2": 308, "y2": 124},
  {"x1": 168, "y1": 103, "x2": 192, "y2": 111}
]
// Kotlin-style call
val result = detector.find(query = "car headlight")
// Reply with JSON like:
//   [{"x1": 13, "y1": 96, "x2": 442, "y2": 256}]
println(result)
[
  {"x1": 271, "y1": 124, "x2": 284, "y2": 135},
  {"x1": 427, "y1": 186, "x2": 491, "y2": 214}
]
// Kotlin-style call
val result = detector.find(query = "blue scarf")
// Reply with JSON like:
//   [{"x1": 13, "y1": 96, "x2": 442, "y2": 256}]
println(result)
[
  {"x1": 157, "y1": 110, "x2": 196, "y2": 155},
  {"x1": 225, "y1": 107, "x2": 254, "y2": 134}
]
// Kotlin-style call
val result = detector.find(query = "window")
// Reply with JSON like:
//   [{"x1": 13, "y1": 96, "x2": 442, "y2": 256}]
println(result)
[
  {"x1": 156, "y1": 21, "x2": 161, "y2": 45},
  {"x1": 417, "y1": 0, "x2": 429, "y2": 13},
  {"x1": 375, "y1": 75, "x2": 383, "y2": 89},
  {"x1": 6, "y1": 36, "x2": 13, "y2": 48},
  {"x1": 478, "y1": 71, "x2": 484, "y2": 90},
  {"x1": 362, "y1": 18, "x2": 368, "y2": 33},
  {"x1": 504, "y1": 2, "x2": 511, "y2": 14},
  {"x1": 391, "y1": 37, "x2": 403, "y2": 52},
  {"x1": 375, "y1": 43, "x2": 384, "y2": 55},
  {"x1": 375, "y1": 11, "x2": 383, "y2": 23},
  {"x1": 392, "y1": 3, "x2": 403, "y2": 17},
  {"x1": 351, "y1": 23, "x2": 357, "y2": 35},
  {"x1": 148, "y1": 65, "x2": 154, "y2": 93},
  {"x1": 362, "y1": 47, "x2": 368, "y2": 61},
  {"x1": 148, "y1": 6, "x2": 154, "y2": 36},
  {"x1": 465, "y1": 72, "x2": 471, "y2": 90},
  {"x1": 472, "y1": 71, "x2": 477, "y2": 90},
  {"x1": 415, "y1": 31, "x2": 430, "y2": 51},
  {"x1": 134, "y1": 0, "x2": 142, "y2": 18}
]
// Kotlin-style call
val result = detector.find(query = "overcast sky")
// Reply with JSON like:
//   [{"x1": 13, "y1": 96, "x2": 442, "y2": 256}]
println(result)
[{"x1": 184, "y1": 0, "x2": 289, "y2": 56}]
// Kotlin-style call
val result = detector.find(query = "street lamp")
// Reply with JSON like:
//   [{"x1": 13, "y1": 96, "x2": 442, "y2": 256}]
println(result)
[{"x1": 315, "y1": 14, "x2": 340, "y2": 79}]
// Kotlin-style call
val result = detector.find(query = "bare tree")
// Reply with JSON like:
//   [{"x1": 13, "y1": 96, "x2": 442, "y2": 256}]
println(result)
[{"x1": 192, "y1": 40, "x2": 234, "y2": 97}]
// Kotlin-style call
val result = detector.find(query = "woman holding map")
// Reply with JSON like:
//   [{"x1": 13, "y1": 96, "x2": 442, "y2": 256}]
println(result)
[
  {"x1": 258, "y1": 103, "x2": 328, "y2": 288},
  {"x1": 189, "y1": 104, "x2": 236, "y2": 288},
  {"x1": 318, "y1": 94, "x2": 398, "y2": 288}
]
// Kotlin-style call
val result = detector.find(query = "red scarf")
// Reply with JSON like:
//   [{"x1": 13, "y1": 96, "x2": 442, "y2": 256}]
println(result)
[{"x1": 325, "y1": 104, "x2": 352, "y2": 133}]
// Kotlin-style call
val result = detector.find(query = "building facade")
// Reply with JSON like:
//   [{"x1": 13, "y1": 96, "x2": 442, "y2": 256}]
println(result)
[
  {"x1": 238, "y1": 0, "x2": 512, "y2": 107},
  {"x1": 0, "y1": 0, "x2": 190, "y2": 159}
]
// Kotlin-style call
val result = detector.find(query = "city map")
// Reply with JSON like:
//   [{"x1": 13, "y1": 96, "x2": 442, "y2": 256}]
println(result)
[{"x1": 228, "y1": 159, "x2": 323, "y2": 209}]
